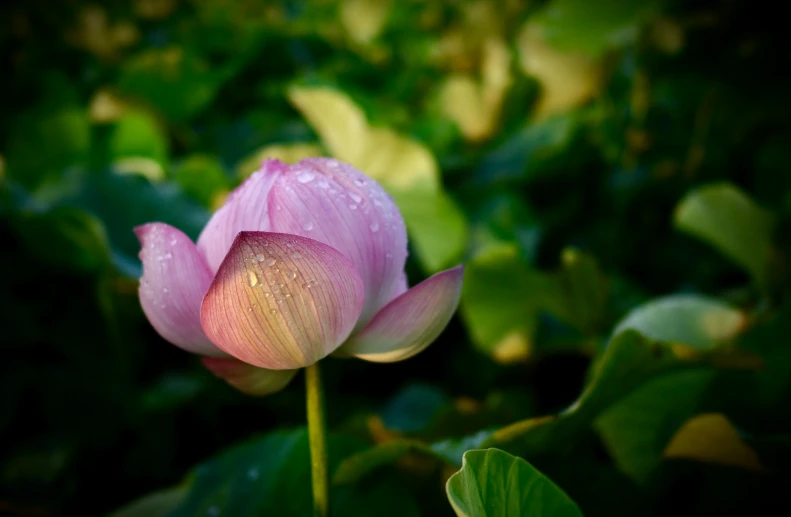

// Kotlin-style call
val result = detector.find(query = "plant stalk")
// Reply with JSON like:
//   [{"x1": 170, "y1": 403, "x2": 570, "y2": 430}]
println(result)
[{"x1": 305, "y1": 362, "x2": 329, "y2": 517}]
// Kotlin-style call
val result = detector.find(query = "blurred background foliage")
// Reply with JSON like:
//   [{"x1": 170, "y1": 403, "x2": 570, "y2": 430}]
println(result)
[{"x1": 1, "y1": 0, "x2": 791, "y2": 515}]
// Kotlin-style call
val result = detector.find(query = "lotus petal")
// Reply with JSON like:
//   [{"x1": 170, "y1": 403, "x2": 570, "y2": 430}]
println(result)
[{"x1": 200, "y1": 231, "x2": 365, "y2": 369}]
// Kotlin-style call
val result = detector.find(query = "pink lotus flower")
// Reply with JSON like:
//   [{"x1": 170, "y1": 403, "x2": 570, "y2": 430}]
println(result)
[{"x1": 135, "y1": 158, "x2": 463, "y2": 395}]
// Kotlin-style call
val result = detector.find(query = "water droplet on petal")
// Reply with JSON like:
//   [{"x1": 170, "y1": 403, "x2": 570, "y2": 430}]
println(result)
[
  {"x1": 318, "y1": 180, "x2": 330, "y2": 189},
  {"x1": 264, "y1": 292, "x2": 271, "y2": 298},
  {"x1": 369, "y1": 222, "x2": 379, "y2": 232},
  {"x1": 292, "y1": 251, "x2": 302, "y2": 259},
  {"x1": 349, "y1": 204, "x2": 357, "y2": 210},
  {"x1": 269, "y1": 309, "x2": 277, "y2": 315},
  {"x1": 256, "y1": 253, "x2": 265, "y2": 262},
  {"x1": 272, "y1": 267, "x2": 280, "y2": 273},
  {"x1": 287, "y1": 270, "x2": 297, "y2": 280},
  {"x1": 265, "y1": 258, "x2": 276, "y2": 267},
  {"x1": 248, "y1": 271, "x2": 259, "y2": 287},
  {"x1": 170, "y1": 239, "x2": 177, "y2": 246},
  {"x1": 297, "y1": 171, "x2": 316, "y2": 183},
  {"x1": 354, "y1": 179, "x2": 366, "y2": 187},
  {"x1": 302, "y1": 221, "x2": 314, "y2": 231},
  {"x1": 349, "y1": 192, "x2": 362, "y2": 203},
  {"x1": 162, "y1": 287, "x2": 168, "y2": 293}
]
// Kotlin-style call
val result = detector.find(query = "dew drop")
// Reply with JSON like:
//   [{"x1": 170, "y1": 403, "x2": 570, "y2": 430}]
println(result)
[
  {"x1": 264, "y1": 292, "x2": 271, "y2": 298},
  {"x1": 287, "y1": 270, "x2": 297, "y2": 280},
  {"x1": 248, "y1": 271, "x2": 259, "y2": 287},
  {"x1": 170, "y1": 238, "x2": 178, "y2": 246},
  {"x1": 284, "y1": 293, "x2": 292, "y2": 298},
  {"x1": 256, "y1": 253, "x2": 265, "y2": 262},
  {"x1": 162, "y1": 287, "x2": 169, "y2": 294},
  {"x1": 301, "y1": 283, "x2": 309, "y2": 289},
  {"x1": 269, "y1": 309, "x2": 277, "y2": 315},
  {"x1": 354, "y1": 179, "x2": 366, "y2": 187},
  {"x1": 292, "y1": 251, "x2": 302, "y2": 259},
  {"x1": 297, "y1": 171, "x2": 316, "y2": 183},
  {"x1": 318, "y1": 180, "x2": 330, "y2": 189},
  {"x1": 269, "y1": 279, "x2": 277, "y2": 285},
  {"x1": 348, "y1": 204, "x2": 357, "y2": 210},
  {"x1": 349, "y1": 192, "x2": 362, "y2": 203},
  {"x1": 302, "y1": 221, "x2": 314, "y2": 231},
  {"x1": 265, "y1": 257, "x2": 276, "y2": 267},
  {"x1": 373, "y1": 199, "x2": 382, "y2": 206},
  {"x1": 369, "y1": 222, "x2": 379, "y2": 232},
  {"x1": 272, "y1": 267, "x2": 280, "y2": 273}
]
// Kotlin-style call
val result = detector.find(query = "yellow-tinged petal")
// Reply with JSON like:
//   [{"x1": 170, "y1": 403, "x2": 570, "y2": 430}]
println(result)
[{"x1": 200, "y1": 232, "x2": 364, "y2": 370}]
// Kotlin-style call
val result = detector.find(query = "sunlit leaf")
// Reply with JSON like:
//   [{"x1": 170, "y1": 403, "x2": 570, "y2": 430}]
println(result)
[
  {"x1": 340, "y1": 0, "x2": 393, "y2": 44},
  {"x1": 445, "y1": 448, "x2": 583, "y2": 517},
  {"x1": 288, "y1": 85, "x2": 467, "y2": 271},
  {"x1": 516, "y1": 23, "x2": 603, "y2": 118},
  {"x1": 596, "y1": 295, "x2": 749, "y2": 483},
  {"x1": 663, "y1": 413, "x2": 764, "y2": 471},
  {"x1": 439, "y1": 38, "x2": 514, "y2": 142},
  {"x1": 674, "y1": 182, "x2": 776, "y2": 287}
]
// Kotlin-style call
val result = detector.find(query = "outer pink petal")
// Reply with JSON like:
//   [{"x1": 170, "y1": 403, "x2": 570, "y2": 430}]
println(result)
[
  {"x1": 336, "y1": 266, "x2": 464, "y2": 362},
  {"x1": 200, "y1": 231, "x2": 365, "y2": 369},
  {"x1": 269, "y1": 158, "x2": 408, "y2": 326},
  {"x1": 196, "y1": 160, "x2": 286, "y2": 273},
  {"x1": 202, "y1": 357, "x2": 297, "y2": 396},
  {"x1": 135, "y1": 223, "x2": 226, "y2": 357}
]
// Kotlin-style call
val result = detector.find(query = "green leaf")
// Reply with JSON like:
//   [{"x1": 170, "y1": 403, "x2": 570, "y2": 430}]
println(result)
[
  {"x1": 109, "y1": 486, "x2": 188, "y2": 517},
  {"x1": 542, "y1": 247, "x2": 609, "y2": 335},
  {"x1": 30, "y1": 168, "x2": 209, "y2": 275},
  {"x1": 596, "y1": 295, "x2": 747, "y2": 483},
  {"x1": 435, "y1": 326, "x2": 759, "y2": 466},
  {"x1": 391, "y1": 187, "x2": 468, "y2": 272},
  {"x1": 117, "y1": 47, "x2": 225, "y2": 122},
  {"x1": 172, "y1": 154, "x2": 229, "y2": 207},
  {"x1": 674, "y1": 182, "x2": 775, "y2": 287},
  {"x1": 108, "y1": 110, "x2": 169, "y2": 179},
  {"x1": 379, "y1": 383, "x2": 448, "y2": 433},
  {"x1": 166, "y1": 428, "x2": 419, "y2": 517},
  {"x1": 11, "y1": 206, "x2": 111, "y2": 273},
  {"x1": 460, "y1": 243, "x2": 548, "y2": 363},
  {"x1": 333, "y1": 439, "x2": 438, "y2": 485},
  {"x1": 5, "y1": 107, "x2": 90, "y2": 189},
  {"x1": 530, "y1": 0, "x2": 661, "y2": 58},
  {"x1": 612, "y1": 294, "x2": 746, "y2": 349},
  {"x1": 475, "y1": 112, "x2": 580, "y2": 184},
  {"x1": 595, "y1": 370, "x2": 713, "y2": 484},
  {"x1": 445, "y1": 448, "x2": 583, "y2": 517},
  {"x1": 461, "y1": 244, "x2": 608, "y2": 362}
]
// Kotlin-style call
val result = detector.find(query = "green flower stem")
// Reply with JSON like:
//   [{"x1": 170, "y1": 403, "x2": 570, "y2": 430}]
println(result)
[{"x1": 305, "y1": 362, "x2": 329, "y2": 517}]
